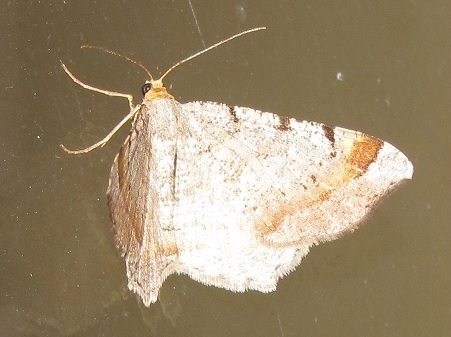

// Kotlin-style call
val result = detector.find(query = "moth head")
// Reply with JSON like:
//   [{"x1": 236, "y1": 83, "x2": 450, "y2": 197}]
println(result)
[{"x1": 142, "y1": 80, "x2": 171, "y2": 101}]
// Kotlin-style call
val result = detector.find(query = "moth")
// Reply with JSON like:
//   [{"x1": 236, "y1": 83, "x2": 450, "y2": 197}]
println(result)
[{"x1": 61, "y1": 28, "x2": 413, "y2": 306}]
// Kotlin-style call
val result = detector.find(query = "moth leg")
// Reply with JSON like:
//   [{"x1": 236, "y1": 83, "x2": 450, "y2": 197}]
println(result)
[{"x1": 60, "y1": 62, "x2": 140, "y2": 154}]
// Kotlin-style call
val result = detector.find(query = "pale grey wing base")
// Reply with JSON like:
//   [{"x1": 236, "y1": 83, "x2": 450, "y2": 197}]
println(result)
[
  {"x1": 107, "y1": 99, "x2": 180, "y2": 306},
  {"x1": 171, "y1": 101, "x2": 412, "y2": 293}
]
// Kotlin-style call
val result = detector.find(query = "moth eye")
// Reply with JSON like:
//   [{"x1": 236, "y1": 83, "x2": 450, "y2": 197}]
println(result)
[{"x1": 142, "y1": 83, "x2": 152, "y2": 96}]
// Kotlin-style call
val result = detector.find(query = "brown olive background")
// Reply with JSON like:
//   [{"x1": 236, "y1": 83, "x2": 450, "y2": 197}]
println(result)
[{"x1": 0, "y1": 1, "x2": 449, "y2": 336}]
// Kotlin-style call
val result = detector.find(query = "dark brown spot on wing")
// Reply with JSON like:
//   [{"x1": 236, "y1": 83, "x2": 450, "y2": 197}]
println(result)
[
  {"x1": 321, "y1": 125, "x2": 335, "y2": 146},
  {"x1": 228, "y1": 105, "x2": 239, "y2": 123},
  {"x1": 277, "y1": 116, "x2": 292, "y2": 131},
  {"x1": 321, "y1": 125, "x2": 336, "y2": 157}
]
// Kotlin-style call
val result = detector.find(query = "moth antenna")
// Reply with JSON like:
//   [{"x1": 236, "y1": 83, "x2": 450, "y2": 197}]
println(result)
[
  {"x1": 159, "y1": 27, "x2": 266, "y2": 82},
  {"x1": 81, "y1": 45, "x2": 154, "y2": 81}
]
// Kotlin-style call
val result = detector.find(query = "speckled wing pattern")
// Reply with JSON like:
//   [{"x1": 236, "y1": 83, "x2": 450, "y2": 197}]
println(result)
[
  {"x1": 108, "y1": 98, "x2": 181, "y2": 305},
  {"x1": 107, "y1": 98, "x2": 413, "y2": 306}
]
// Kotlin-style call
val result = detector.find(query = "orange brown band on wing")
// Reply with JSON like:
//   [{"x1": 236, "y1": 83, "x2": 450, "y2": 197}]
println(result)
[
  {"x1": 255, "y1": 133, "x2": 383, "y2": 237},
  {"x1": 343, "y1": 134, "x2": 383, "y2": 179}
]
